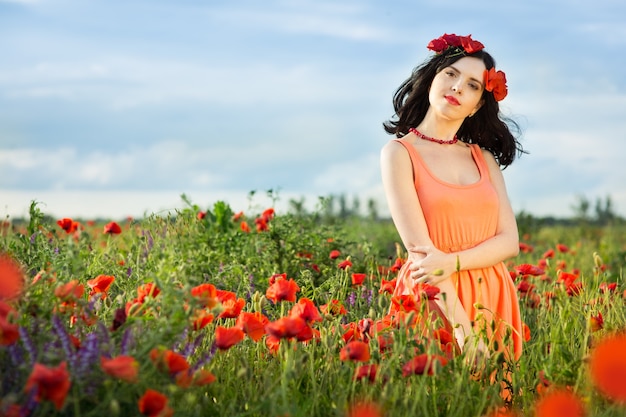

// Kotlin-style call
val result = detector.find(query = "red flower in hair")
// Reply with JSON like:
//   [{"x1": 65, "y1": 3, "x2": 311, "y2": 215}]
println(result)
[
  {"x1": 484, "y1": 67, "x2": 508, "y2": 101},
  {"x1": 427, "y1": 33, "x2": 484, "y2": 54}
]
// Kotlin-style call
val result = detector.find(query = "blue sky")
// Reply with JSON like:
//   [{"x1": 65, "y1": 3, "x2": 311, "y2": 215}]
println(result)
[{"x1": 1, "y1": 0, "x2": 625, "y2": 219}]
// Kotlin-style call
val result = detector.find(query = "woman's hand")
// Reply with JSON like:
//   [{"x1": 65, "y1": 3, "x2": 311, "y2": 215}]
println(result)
[{"x1": 407, "y1": 245, "x2": 457, "y2": 285}]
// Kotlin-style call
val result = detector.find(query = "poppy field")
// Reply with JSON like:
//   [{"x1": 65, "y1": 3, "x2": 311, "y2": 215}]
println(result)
[{"x1": 1, "y1": 196, "x2": 626, "y2": 417}]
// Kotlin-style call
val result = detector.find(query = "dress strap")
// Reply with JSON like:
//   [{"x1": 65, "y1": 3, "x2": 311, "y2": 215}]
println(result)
[{"x1": 393, "y1": 139, "x2": 420, "y2": 185}]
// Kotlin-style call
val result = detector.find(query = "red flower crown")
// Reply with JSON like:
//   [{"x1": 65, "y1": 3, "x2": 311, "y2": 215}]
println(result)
[{"x1": 427, "y1": 33, "x2": 508, "y2": 101}]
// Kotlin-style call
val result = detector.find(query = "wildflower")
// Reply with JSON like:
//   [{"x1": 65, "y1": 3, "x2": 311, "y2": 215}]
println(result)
[
  {"x1": 329, "y1": 250, "x2": 341, "y2": 259},
  {"x1": 214, "y1": 326, "x2": 245, "y2": 350},
  {"x1": 514, "y1": 264, "x2": 545, "y2": 276},
  {"x1": 87, "y1": 274, "x2": 115, "y2": 299},
  {"x1": 196, "y1": 211, "x2": 206, "y2": 220},
  {"x1": 0, "y1": 254, "x2": 24, "y2": 301},
  {"x1": 190, "y1": 283, "x2": 218, "y2": 308},
  {"x1": 590, "y1": 333, "x2": 626, "y2": 402},
  {"x1": 289, "y1": 298, "x2": 322, "y2": 323},
  {"x1": 379, "y1": 278, "x2": 397, "y2": 294},
  {"x1": 556, "y1": 243, "x2": 569, "y2": 253},
  {"x1": 218, "y1": 297, "x2": 245, "y2": 319},
  {"x1": 266, "y1": 277, "x2": 299, "y2": 303},
  {"x1": 24, "y1": 362, "x2": 71, "y2": 410},
  {"x1": 236, "y1": 311, "x2": 268, "y2": 342},
  {"x1": 533, "y1": 388, "x2": 585, "y2": 417},
  {"x1": 412, "y1": 282, "x2": 440, "y2": 300},
  {"x1": 240, "y1": 221, "x2": 251, "y2": 233},
  {"x1": 56, "y1": 218, "x2": 80, "y2": 234},
  {"x1": 0, "y1": 302, "x2": 18, "y2": 345},
  {"x1": 354, "y1": 364, "x2": 379, "y2": 383},
  {"x1": 54, "y1": 280, "x2": 85, "y2": 301},
  {"x1": 402, "y1": 353, "x2": 448, "y2": 376},
  {"x1": 346, "y1": 400, "x2": 383, "y2": 417},
  {"x1": 100, "y1": 355, "x2": 139, "y2": 383},
  {"x1": 232, "y1": 211, "x2": 244, "y2": 222},
  {"x1": 590, "y1": 312, "x2": 604, "y2": 332},
  {"x1": 599, "y1": 282, "x2": 617, "y2": 293},
  {"x1": 265, "y1": 316, "x2": 307, "y2": 339},
  {"x1": 320, "y1": 299, "x2": 348, "y2": 316},
  {"x1": 193, "y1": 369, "x2": 216, "y2": 386},
  {"x1": 338, "y1": 258, "x2": 353, "y2": 270},
  {"x1": 519, "y1": 242, "x2": 534, "y2": 253},
  {"x1": 103, "y1": 221, "x2": 122, "y2": 234},
  {"x1": 150, "y1": 348, "x2": 190, "y2": 376},
  {"x1": 136, "y1": 282, "x2": 160, "y2": 302},
  {"x1": 191, "y1": 309, "x2": 214, "y2": 331},
  {"x1": 523, "y1": 323, "x2": 531, "y2": 342},
  {"x1": 254, "y1": 217, "x2": 268, "y2": 232},
  {"x1": 351, "y1": 273, "x2": 367, "y2": 286},
  {"x1": 340, "y1": 340, "x2": 370, "y2": 362},
  {"x1": 542, "y1": 249, "x2": 555, "y2": 259},
  {"x1": 138, "y1": 389, "x2": 173, "y2": 417}
]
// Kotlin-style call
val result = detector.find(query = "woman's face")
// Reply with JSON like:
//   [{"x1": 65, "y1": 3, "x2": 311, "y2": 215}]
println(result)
[{"x1": 428, "y1": 56, "x2": 485, "y2": 119}]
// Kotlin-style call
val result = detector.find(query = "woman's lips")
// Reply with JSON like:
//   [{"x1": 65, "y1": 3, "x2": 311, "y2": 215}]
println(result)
[{"x1": 445, "y1": 95, "x2": 460, "y2": 106}]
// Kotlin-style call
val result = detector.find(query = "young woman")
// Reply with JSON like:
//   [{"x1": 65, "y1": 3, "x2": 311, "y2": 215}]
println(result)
[{"x1": 380, "y1": 33, "x2": 524, "y2": 362}]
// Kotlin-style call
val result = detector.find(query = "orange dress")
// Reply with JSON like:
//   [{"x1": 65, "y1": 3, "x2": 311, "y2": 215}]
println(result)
[{"x1": 392, "y1": 139, "x2": 523, "y2": 361}]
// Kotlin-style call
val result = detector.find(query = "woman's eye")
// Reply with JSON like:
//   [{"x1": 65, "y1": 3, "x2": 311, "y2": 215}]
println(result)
[{"x1": 469, "y1": 83, "x2": 480, "y2": 90}]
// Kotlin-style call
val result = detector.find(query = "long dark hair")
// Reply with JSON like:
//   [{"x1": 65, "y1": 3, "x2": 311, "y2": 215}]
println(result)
[{"x1": 383, "y1": 48, "x2": 524, "y2": 168}]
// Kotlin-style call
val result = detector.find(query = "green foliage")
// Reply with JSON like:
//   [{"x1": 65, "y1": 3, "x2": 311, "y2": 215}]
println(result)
[{"x1": 0, "y1": 197, "x2": 625, "y2": 416}]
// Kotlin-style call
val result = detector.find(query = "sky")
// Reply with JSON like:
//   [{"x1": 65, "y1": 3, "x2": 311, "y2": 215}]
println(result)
[{"x1": 1, "y1": 0, "x2": 626, "y2": 220}]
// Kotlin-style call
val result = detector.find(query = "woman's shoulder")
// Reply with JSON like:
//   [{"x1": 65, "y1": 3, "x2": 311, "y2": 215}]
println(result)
[{"x1": 381, "y1": 137, "x2": 410, "y2": 158}]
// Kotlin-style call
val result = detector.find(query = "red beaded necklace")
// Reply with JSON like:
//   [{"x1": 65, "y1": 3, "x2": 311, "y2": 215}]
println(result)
[{"x1": 409, "y1": 127, "x2": 458, "y2": 145}]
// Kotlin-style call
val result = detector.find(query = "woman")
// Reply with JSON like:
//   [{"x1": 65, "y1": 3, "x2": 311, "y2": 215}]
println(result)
[{"x1": 380, "y1": 33, "x2": 524, "y2": 362}]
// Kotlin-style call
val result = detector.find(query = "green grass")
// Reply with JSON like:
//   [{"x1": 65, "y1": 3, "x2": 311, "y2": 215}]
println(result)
[{"x1": 0, "y1": 198, "x2": 625, "y2": 416}]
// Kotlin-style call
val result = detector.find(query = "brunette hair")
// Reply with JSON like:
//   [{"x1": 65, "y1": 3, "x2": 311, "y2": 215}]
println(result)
[{"x1": 383, "y1": 48, "x2": 524, "y2": 168}]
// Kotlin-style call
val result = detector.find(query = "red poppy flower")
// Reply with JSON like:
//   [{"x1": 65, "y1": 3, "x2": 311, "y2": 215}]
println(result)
[
  {"x1": 351, "y1": 273, "x2": 367, "y2": 286},
  {"x1": 138, "y1": 389, "x2": 173, "y2": 417},
  {"x1": 103, "y1": 221, "x2": 122, "y2": 234},
  {"x1": 556, "y1": 243, "x2": 569, "y2": 253},
  {"x1": 289, "y1": 298, "x2": 322, "y2": 323},
  {"x1": 232, "y1": 211, "x2": 244, "y2": 222},
  {"x1": 56, "y1": 218, "x2": 80, "y2": 234},
  {"x1": 390, "y1": 257, "x2": 405, "y2": 273},
  {"x1": 265, "y1": 316, "x2": 307, "y2": 339},
  {"x1": 236, "y1": 311, "x2": 268, "y2": 342},
  {"x1": 329, "y1": 250, "x2": 341, "y2": 259},
  {"x1": 190, "y1": 283, "x2": 218, "y2": 308},
  {"x1": 87, "y1": 274, "x2": 115, "y2": 299},
  {"x1": 54, "y1": 280, "x2": 85, "y2": 301},
  {"x1": 523, "y1": 323, "x2": 531, "y2": 342},
  {"x1": 519, "y1": 242, "x2": 534, "y2": 253},
  {"x1": 337, "y1": 259, "x2": 353, "y2": 270},
  {"x1": 599, "y1": 282, "x2": 617, "y2": 293},
  {"x1": 402, "y1": 354, "x2": 448, "y2": 376},
  {"x1": 347, "y1": 400, "x2": 383, "y2": 417},
  {"x1": 590, "y1": 312, "x2": 604, "y2": 332},
  {"x1": 340, "y1": 340, "x2": 370, "y2": 362},
  {"x1": 533, "y1": 388, "x2": 585, "y2": 417},
  {"x1": 0, "y1": 254, "x2": 24, "y2": 301},
  {"x1": 101, "y1": 355, "x2": 139, "y2": 383},
  {"x1": 191, "y1": 309, "x2": 215, "y2": 331},
  {"x1": 266, "y1": 277, "x2": 299, "y2": 303},
  {"x1": 193, "y1": 369, "x2": 216, "y2": 386},
  {"x1": 240, "y1": 221, "x2": 251, "y2": 233},
  {"x1": 412, "y1": 283, "x2": 440, "y2": 300},
  {"x1": 137, "y1": 283, "x2": 160, "y2": 302},
  {"x1": 390, "y1": 294, "x2": 420, "y2": 313},
  {"x1": 320, "y1": 299, "x2": 347, "y2": 316},
  {"x1": 379, "y1": 278, "x2": 397, "y2": 294},
  {"x1": 150, "y1": 348, "x2": 190, "y2": 375},
  {"x1": 354, "y1": 364, "x2": 379, "y2": 383},
  {"x1": 0, "y1": 313, "x2": 19, "y2": 345},
  {"x1": 542, "y1": 249, "x2": 555, "y2": 259},
  {"x1": 214, "y1": 326, "x2": 245, "y2": 350},
  {"x1": 265, "y1": 334, "x2": 280, "y2": 354},
  {"x1": 218, "y1": 297, "x2": 245, "y2": 319},
  {"x1": 196, "y1": 211, "x2": 206, "y2": 220},
  {"x1": 255, "y1": 217, "x2": 269, "y2": 232},
  {"x1": 515, "y1": 264, "x2": 545, "y2": 276},
  {"x1": 24, "y1": 362, "x2": 71, "y2": 410},
  {"x1": 590, "y1": 333, "x2": 626, "y2": 402}
]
